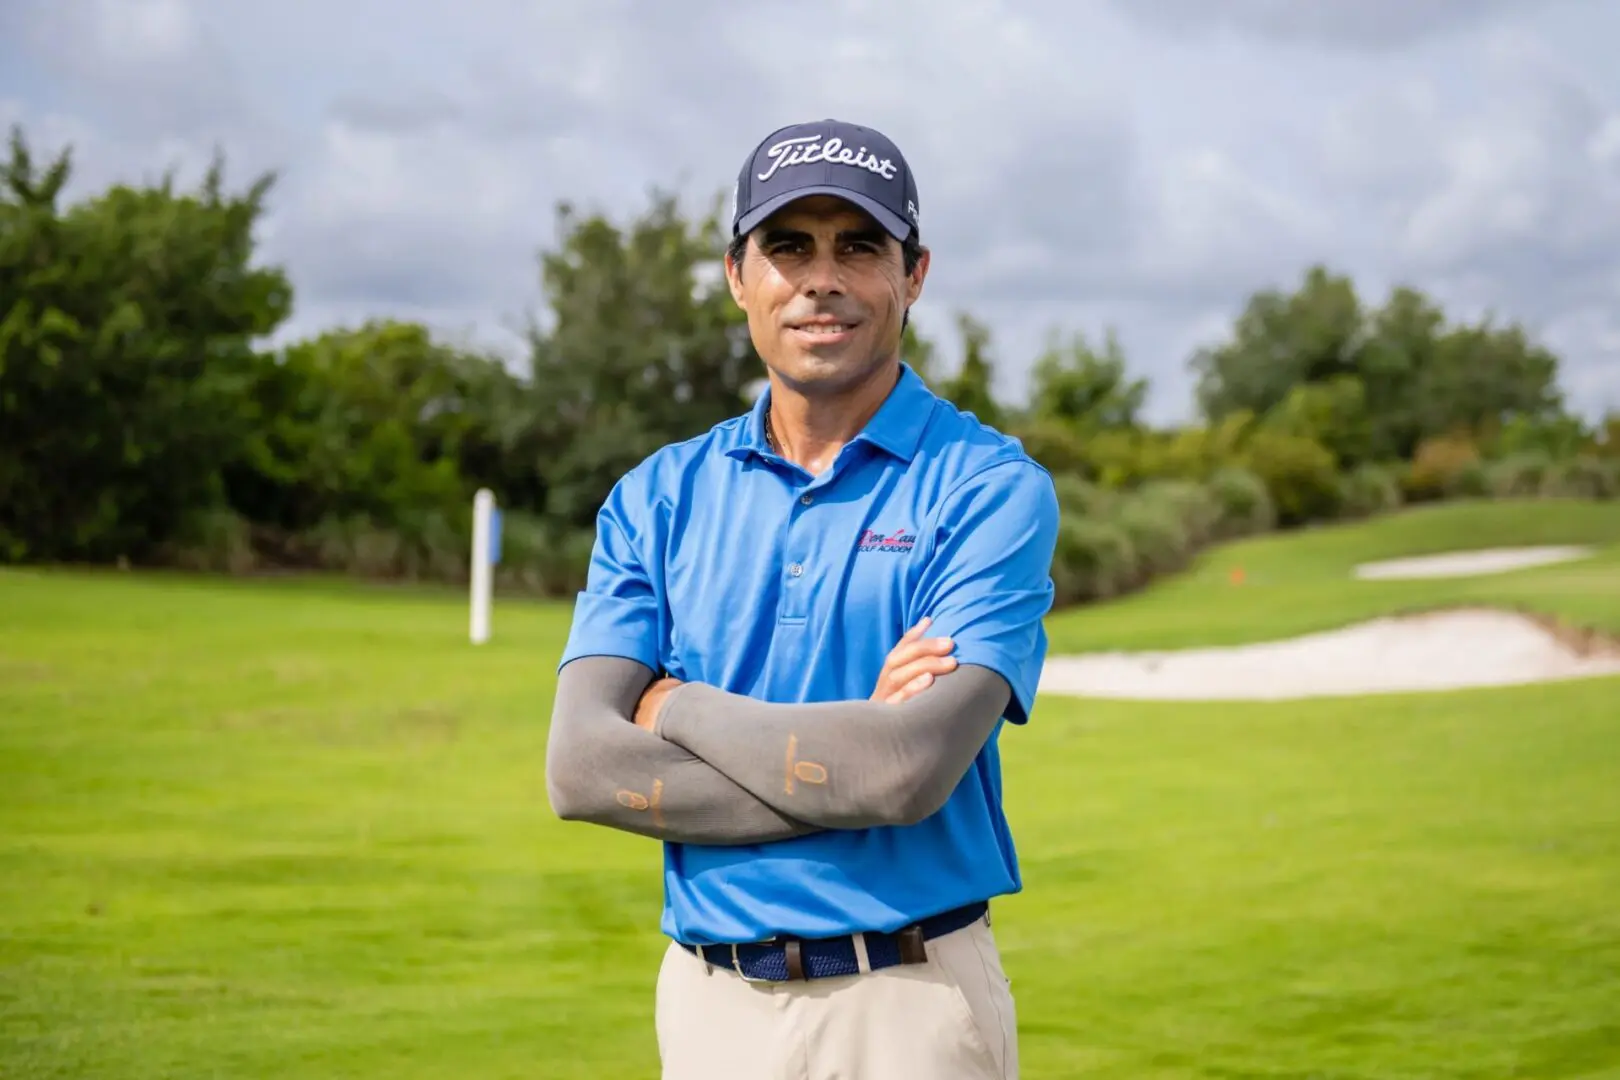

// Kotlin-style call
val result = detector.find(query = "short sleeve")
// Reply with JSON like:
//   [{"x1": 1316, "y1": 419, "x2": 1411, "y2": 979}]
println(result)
[
  {"x1": 557, "y1": 471, "x2": 665, "y2": 674},
  {"x1": 909, "y1": 459, "x2": 1059, "y2": 725}
]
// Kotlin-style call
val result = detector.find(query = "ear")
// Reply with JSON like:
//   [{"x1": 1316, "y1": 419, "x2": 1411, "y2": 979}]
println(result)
[
  {"x1": 724, "y1": 245, "x2": 747, "y2": 308},
  {"x1": 904, "y1": 245, "x2": 931, "y2": 307}
]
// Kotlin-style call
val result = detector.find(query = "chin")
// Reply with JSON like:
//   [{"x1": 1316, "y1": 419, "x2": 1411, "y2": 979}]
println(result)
[{"x1": 773, "y1": 349, "x2": 879, "y2": 392}]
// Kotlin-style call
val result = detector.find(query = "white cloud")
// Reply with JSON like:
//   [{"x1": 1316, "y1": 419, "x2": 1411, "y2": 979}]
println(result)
[
  {"x1": 2, "y1": 0, "x2": 1618, "y2": 424},
  {"x1": 1108, "y1": 0, "x2": 1549, "y2": 50},
  {"x1": 91, "y1": 0, "x2": 199, "y2": 62}
]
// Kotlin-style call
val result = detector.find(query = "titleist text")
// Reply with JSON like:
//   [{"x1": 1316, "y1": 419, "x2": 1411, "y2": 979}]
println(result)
[{"x1": 758, "y1": 135, "x2": 899, "y2": 183}]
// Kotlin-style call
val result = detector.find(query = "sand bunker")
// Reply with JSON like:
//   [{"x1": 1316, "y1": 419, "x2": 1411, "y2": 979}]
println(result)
[
  {"x1": 1353, "y1": 545, "x2": 1592, "y2": 580},
  {"x1": 1038, "y1": 608, "x2": 1620, "y2": 701}
]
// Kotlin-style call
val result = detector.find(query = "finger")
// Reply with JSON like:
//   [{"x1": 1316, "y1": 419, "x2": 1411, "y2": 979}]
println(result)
[
  {"x1": 884, "y1": 636, "x2": 955, "y2": 668},
  {"x1": 883, "y1": 649, "x2": 958, "y2": 682},
  {"x1": 884, "y1": 670, "x2": 939, "y2": 705},
  {"x1": 901, "y1": 670, "x2": 935, "y2": 695},
  {"x1": 881, "y1": 654, "x2": 958, "y2": 692},
  {"x1": 899, "y1": 616, "x2": 932, "y2": 644}
]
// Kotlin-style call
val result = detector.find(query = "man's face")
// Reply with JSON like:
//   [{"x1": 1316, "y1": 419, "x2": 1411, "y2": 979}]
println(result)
[{"x1": 726, "y1": 194, "x2": 929, "y2": 396}]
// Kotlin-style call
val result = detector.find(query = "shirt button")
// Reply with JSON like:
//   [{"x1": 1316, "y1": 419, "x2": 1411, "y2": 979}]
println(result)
[
  {"x1": 788, "y1": 563, "x2": 804, "y2": 578},
  {"x1": 800, "y1": 494, "x2": 813, "y2": 505}
]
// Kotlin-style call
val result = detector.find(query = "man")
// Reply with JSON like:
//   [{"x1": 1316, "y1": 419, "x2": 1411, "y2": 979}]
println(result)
[{"x1": 545, "y1": 118, "x2": 1060, "y2": 1079}]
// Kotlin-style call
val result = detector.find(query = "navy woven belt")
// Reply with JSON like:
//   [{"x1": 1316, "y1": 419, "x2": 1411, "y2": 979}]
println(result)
[{"x1": 679, "y1": 900, "x2": 988, "y2": 982}]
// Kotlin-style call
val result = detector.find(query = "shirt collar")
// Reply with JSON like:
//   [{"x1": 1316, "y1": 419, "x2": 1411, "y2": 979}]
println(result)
[{"x1": 725, "y1": 362, "x2": 936, "y2": 464}]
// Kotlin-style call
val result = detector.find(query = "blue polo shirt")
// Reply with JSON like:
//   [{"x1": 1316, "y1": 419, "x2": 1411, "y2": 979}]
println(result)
[{"x1": 557, "y1": 362, "x2": 1060, "y2": 945}]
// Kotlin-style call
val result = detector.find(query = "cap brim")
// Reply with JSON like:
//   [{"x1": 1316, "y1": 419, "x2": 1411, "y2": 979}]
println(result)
[{"x1": 735, "y1": 185, "x2": 913, "y2": 242}]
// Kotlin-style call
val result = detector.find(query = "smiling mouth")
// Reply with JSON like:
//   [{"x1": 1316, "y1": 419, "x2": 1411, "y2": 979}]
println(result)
[{"x1": 790, "y1": 322, "x2": 859, "y2": 337}]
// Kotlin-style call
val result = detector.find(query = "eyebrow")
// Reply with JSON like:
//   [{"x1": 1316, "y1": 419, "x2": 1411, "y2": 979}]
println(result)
[{"x1": 759, "y1": 226, "x2": 890, "y2": 248}]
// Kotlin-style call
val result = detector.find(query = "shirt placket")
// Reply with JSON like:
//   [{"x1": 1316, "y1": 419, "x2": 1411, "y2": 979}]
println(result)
[{"x1": 776, "y1": 447, "x2": 859, "y2": 626}]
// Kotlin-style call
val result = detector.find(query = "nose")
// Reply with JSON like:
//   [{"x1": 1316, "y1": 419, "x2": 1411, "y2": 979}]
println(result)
[{"x1": 800, "y1": 246, "x2": 845, "y2": 297}]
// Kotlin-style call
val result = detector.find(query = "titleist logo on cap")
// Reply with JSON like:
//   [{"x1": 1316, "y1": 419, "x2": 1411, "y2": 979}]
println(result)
[{"x1": 757, "y1": 135, "x2": 900, "y2": 183}]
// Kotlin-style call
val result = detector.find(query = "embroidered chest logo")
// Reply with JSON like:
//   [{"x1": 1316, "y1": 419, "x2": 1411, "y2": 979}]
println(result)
[{"x1": 857, "y1": 527, "x2": 916, "y2": 554}]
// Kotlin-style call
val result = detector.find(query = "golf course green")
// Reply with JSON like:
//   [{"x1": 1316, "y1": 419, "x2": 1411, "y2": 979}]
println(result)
[{"x1": 2, "y1": 498, "x2": 1617, "y2": 1078}]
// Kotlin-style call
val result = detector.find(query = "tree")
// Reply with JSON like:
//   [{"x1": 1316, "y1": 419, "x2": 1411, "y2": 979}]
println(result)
[
  {"x1": 900, "y1": 318, "x2": 940, "y2": 388},
  {"x1": 1416, "y1": 318, "x2": 1565, "y2": 447},
  {"x1": 226, "y1": 320, "x2": 527, "y2": 537},
  {"x1": 1028, "y1": 326, "x2": 1148, "y2": 433},
  {"x1": 936, "y1": 312, "x2": 1004, "y2": 429},
  {"x1": 1191, "y1": 264, "x2": 1566, "y2": 464},
  {"x1": 524, "y1": 191, "x2": 758, "y2": 529},
  {"x1": 1191, "y1": 264, "x2": 1364, "y2": 425},
  {"x1": 0, "y1": 125, "x2": 292, "y2": 563},
  {"x1": 1354, "y1": 284, "x2": 1446, "y2": 459},
  {"x1": 1257, "y1": 375, "x2": 1374, "y2": 469}
]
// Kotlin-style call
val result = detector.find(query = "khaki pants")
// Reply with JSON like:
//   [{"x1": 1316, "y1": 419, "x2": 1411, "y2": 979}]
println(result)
[{"x1": 654, "y1": 915, "x2": 1018, "y2": 1079}]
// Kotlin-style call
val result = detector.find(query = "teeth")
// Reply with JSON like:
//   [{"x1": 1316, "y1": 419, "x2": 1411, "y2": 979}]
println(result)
[{"x1": 799, "y1": 324, "x2": 850, "y2": 334}]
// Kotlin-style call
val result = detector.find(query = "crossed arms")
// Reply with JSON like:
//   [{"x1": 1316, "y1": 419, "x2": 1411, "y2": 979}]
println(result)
[
  {"x1": 545, "y1": 650, "x2": 1012, "y2": 845},
  {"x1": 544, "y1": 457, "x2": 1060, "y2": 846}
]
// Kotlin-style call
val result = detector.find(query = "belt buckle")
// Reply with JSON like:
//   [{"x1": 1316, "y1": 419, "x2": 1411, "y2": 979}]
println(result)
[{"x1": 728, "y1": 943, "x2": 774, "y2": 984}]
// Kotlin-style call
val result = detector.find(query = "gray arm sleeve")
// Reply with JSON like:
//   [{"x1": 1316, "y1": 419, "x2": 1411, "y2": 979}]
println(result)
[
  {"x1": 653, "y1": 665, "x2": 1013, "y2": 830},
  {"x1": 545, "y1": 656, "x2": 822, "y2": 845}
]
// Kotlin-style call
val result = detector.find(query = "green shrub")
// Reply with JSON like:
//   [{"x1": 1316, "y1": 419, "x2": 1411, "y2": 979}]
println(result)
[
  {"x1": 305, "y1": 514, "x2": 409, "y2": 578},
  {"x1": 1050, "y1": 514, "x2": 1139, "y2": 605},
  {"x1": 1598, "y1": 413, "x2": 1620, "y2": 458},
  {"x1": 1601, "y1": 458, "x2": 1620, "y2": 499},
  {"x1": 0, "y1": 525, "x2": 25, "y2": 563},
  {"x1": 165, "y1": 508, "x2": 258, "y2": 574},
  {"x1": 1258, "y1": 375, "x2": 1374, "y2": 471},
  {"x1": 1492, "y1": 413, "x2": 1596, "y2": 460},
  {"x1": 1238, "y1": 431, "x2": 1340, "y2": 527},
  {"x1": 1084, "y1": 430, "x2": 1152, "y2": 488},
  {"x1": 1405, "y1": 433, "x2": 1481, "y2": 501},
  {"x1": 153, "y1": 504, "x2": 595, "y2": 597},
  {"x1": 1337, "y1": 463, "x2": 1403, "y2": 519},
  {"x1": 1138, "y1": 479, "x2": 1221, "y2": 548},
  {"x1": 1020, "y1": 416, "x2": 1262, "y2": 493},
  {"x1": 1540, "y1": 455, "x2": 1619, "y2": 500},
  {"x1": 393, "y1": 507, "x2": 468, "y2": 582},
  {"x1": 1483, "y1": 451, "x2": 1553, "y2": 498},
  {"x1": 1015, "y1": 420, "x2": 1095, "y2": 479},
  {"x1": 1114, "y1": 495, "x2": 1193, "y2": 581},
  {"x1": 1205, "y1": 466, "x2": 1276, "y2": 539},
  {"x1": 287, "y1": 511, "x2": 462, "y2": 582},
  {"x1": 1450, "y1": 459, "x2": 1491, "y2": 498},
  {"x1": 493, "y1": 511, "x2": 596, "y2": 595},
  {"x1": 1049, "y1": 472, "x2": 1115, "y2": 518}
]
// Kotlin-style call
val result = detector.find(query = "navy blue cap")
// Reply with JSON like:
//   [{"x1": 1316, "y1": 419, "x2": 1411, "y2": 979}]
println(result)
[{"x1": 731, "y1": 119, "x2": 920, "y2": 242}]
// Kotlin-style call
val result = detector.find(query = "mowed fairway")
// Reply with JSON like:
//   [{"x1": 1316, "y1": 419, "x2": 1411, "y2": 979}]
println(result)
[{"x1": 3, "y1": 500, "x2": 1619, "y2": 1079}]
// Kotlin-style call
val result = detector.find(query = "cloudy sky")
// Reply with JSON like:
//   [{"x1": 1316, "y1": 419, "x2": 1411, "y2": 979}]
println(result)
[{"x1": 5, "y1": 0, "x2": 1619, "y2": 424}]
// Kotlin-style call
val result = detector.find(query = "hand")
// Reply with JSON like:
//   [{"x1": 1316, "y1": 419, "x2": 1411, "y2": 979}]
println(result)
[
  {"x1": 870, "y1": 617, "x2": 957, "y2": 705},
  {"x1": 633, "y1": 675, "x2": 684, "y2": 732}
]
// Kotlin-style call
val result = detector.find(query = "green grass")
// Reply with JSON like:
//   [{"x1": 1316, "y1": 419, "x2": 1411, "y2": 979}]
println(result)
[{"x1": 2, "y1": 499, "x2": 1619, "y2": 1078}]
